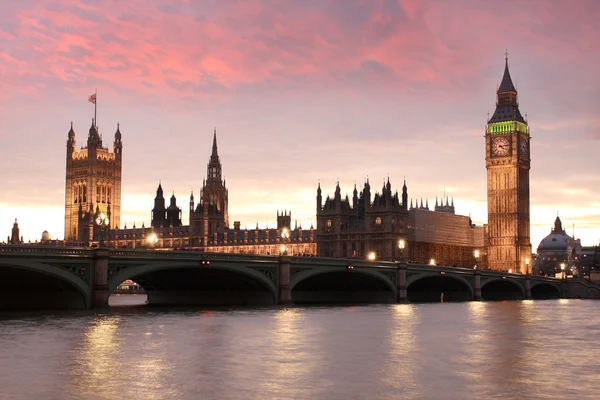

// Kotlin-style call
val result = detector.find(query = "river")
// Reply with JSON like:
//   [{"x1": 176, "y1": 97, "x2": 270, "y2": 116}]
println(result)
[{"x1": 0, "y1": 297, "x2": 598, "y2": 399}]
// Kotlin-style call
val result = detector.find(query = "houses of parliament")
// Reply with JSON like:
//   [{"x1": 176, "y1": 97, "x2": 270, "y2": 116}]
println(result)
[{"x1": 9, "y1": 57, "x2": 545, "y2": 273}]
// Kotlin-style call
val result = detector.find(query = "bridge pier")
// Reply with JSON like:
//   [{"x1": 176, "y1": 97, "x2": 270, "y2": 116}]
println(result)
[
  {"x1": 92, "y1": 248, "x2": 110, "y2": 309},
  {"x1": 278, "y1": 255, "x2": 292, "y2": 305},
  {"x1": 396, "y1": 263, "x2": 409, "y2": 303},
  {"x1": 474, "y1": 269, "x2": 482, "y2": 301},
  {"x1": 525, "y1": 275, "x2": 532, "y2": 299}
]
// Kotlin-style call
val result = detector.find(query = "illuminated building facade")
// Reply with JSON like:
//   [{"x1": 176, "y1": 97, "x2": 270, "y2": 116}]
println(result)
[
  {"x1": 535, "y1": 216, "x2": 588, "y2": 277},
  {"x1": 316, "y1": 179, "x2": 409, "y2": 260},
  {"x1": 316, "y1": 180, "x2": 485, "y2": 266},
  {"x1": 407, "y1": 206, "x2": 486, "y2": 268},
  {"x1": 485, "y1": 57, "x2": 532, "y2": 273},
  {"x1": 103, "y1": 130, "x2": 316, "y2": 256},
  {"x1": 64, "y1": 120, "x2": 123, "y2": 242}
]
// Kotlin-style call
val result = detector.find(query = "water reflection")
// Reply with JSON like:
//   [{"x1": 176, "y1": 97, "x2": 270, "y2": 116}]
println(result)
[
  {"x1": 68, "y1": 315, "x2": 124, "y2": 399},
  {"x1": 260, "y1": 307, "x2": 320, "y2": 398},
  {"x1": 384, "y1": 304, "x2": 420, "y2": 399},
  {"x1": 2, "y1": 301, "x2": 600, "y2": 400}
]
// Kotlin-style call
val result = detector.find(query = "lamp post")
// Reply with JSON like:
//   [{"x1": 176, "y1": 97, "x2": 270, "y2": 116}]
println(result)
[
  {"x1": 560, "y1": 263, "x2": 566, "y2": 280},
  {"x1": 398, "y1": 239, "x2": 406, "y2": 263},
  {"x1": 95, "y1": 212, "x2": 110, "y2": 247},
  {"x1": 525, "y1": 258, "x2": 530, "y2": 275},
  {"x1": 474, "y1": 249, "x2": 480, "y2": 270},
  {"x1": 147, "y1": 232, "x2": 158, "y2": 248},
  {"x1": 367, "y1": 251, "x2": 376, "y2": 261},
  {"x1": 280, "y1": 228, "x2": 289, "y2": 255}
]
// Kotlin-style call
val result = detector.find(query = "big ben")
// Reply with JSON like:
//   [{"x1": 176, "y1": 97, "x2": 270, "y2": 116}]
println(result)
[{"x1": 485, "y1": 55, "x2": 531, "y2": 274}]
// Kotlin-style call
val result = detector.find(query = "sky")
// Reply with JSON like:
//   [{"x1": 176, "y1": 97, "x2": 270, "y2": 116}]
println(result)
[{"x1": 1, "y1": 0, "x2": 599, "y2": 250}]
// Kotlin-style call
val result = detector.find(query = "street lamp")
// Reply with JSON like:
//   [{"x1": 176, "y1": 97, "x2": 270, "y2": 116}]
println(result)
[
  {"x1": 474, "y1": 249, "x2": 480, "y2": 270},
  {"x1": 95, "y1": 212, "x2": 110, "y2": 247},
  {"x1": 525, "y1": 258, "x2": 530, "y2": 275},
  {"x1": 367, "y1": 252, "x2": 376, "y2": 261},
  {"x1": 280, "y1": 228, "x2": 289, "y2": 255},
  {"x1": 429, "y1": 258, "x2": 436, "y2": 266},
  {"x1": 560, "y1": 263, "x2": 566, "y2": 280},
  {"x1": 147, "y1": 232, "x2": 158, "y2": 247},
  {"x1": 398, "y1": 239, "x2": 406, "y2": 263}
]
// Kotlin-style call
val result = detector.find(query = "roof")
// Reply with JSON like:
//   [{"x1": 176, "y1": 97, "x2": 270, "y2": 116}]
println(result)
[
  {"x1": 498, "y1": 60, "x2": 517, "y2": 93},
  {"x1": 488, "y1": 59, "x2": 526, "y2": 124},
  {"x1": 488, "y1": 105, "x2": 526, "y2": 124}
]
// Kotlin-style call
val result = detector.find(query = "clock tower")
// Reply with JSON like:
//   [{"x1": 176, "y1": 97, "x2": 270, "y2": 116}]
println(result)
[{"x1": 485, "y1": 56, "x2": 531, "y2": 274}]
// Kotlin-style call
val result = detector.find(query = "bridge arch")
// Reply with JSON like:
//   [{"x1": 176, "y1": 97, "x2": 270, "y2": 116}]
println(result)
[
  {"x1": 291, "y1": 267, "x2": 396, "y2": 304},
  {"x1": 0, "y1": 260, "x2": 89, "y2": 309},
  {"x1": 407, "y1": 272, "x2": 474, "y2": 302},
  {"x1": 481, "y1": 278, "x2": 525, "y2": 300},
  {"x1": 108, "y1": 261, "x2": 278, "y2": 306},
  {"x1": 530, "y1": 281, "x2": 561, "y2": 299}
]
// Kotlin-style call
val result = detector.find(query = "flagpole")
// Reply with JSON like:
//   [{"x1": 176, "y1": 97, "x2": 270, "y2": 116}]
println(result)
[{"x1": 94, "y1": 88, "x2": 97, "y2": 128}]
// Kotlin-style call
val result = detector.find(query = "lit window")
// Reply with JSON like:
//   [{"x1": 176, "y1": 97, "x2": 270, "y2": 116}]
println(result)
[
  {"x1": 326, "y1": 220, "x2": 332, "y2": 228},
  {"x1": 375, "y1": 217, "x2": 382, "y2": 225}
]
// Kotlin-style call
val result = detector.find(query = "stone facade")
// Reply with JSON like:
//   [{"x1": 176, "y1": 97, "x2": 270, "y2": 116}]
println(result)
[
  {"x1": 316, "y1": 179, "x2": 408, "y2": 260},
  {"x1": 315, "y1": 180, "x2": 485, "y2": 266},
  {"x1": 485, "y1": 58, "x2": 532, "y2": 273},
  {"x1": 407, "y1": 207, "x2": 486, "y2": 268},
  {"x1": 64, "y1": 120, "x2": 122, "y2": 242},
  {"x1": 100, "y1": 130, "x2": 317, "y2": 256}
]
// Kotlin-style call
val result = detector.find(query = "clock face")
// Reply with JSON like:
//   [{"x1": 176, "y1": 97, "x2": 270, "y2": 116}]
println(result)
[
  {"x1": 519, "y1": 138, "x2": 529, "y2": 157},
  {"x1": 491, "y1": 136, "x2": 510, "y2": 156}
]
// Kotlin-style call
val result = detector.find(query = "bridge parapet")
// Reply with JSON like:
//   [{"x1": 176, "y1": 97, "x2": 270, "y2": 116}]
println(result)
[
  {"x1": 0, "y1": 245, "x2": 93, "y2": 257},
  {"x1": 109, "y1": 249, "x2": 276, "y2": 263}
]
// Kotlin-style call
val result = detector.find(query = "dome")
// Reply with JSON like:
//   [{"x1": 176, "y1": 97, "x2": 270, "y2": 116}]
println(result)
[
  {"x1": 537, "y1": 216, "x2": 572, "y2": 252},
  {"x1": 538, "y1": 232, "x2": 570, "y2": 251}
]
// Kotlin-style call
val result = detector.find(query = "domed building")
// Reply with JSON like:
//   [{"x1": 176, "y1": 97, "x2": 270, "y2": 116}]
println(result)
[{"x1": 536, "y1": 216, "x2": 581, "y2": 277}]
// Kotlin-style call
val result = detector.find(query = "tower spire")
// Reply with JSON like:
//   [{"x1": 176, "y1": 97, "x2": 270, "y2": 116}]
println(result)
[
  {"x1": 212, "y1": 127, "x2": 218, "y2": 158},
  {"x1": 498, "y1": 53, "x2": 517, "y2": 93}
]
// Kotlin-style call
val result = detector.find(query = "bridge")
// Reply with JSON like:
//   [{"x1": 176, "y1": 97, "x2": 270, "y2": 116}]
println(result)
[{"x1": 1, "y1": 245, "x2": 598, "y2": 310}]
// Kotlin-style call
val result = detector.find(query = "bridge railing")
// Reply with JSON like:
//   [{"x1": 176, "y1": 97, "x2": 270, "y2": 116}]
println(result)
[
  {"x1": 0, "y1": 245, "x2": 93, "y2": 257},
  {"x1": 108, "y1": 248, "x2": 277, "y2": 263}
]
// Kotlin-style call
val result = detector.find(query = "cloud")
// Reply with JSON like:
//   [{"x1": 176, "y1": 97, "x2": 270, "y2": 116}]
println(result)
[{"x1": 1, "y1": 0, "x2": 599, "y2": 248}]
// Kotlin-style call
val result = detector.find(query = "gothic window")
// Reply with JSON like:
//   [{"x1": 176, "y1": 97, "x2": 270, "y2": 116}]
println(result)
[
  {"x1": 83, "y1": 185, "x2": 87, "y2": 203},
  {"x1": 326, "y1": 219, "x2": 332, "y2": 228},
  {"x1": 375, "y1": 217, "x2": 382, "y2": 225},
  {"x1": 96, "y1": 184, "x2": 101, "y2": 202},
  {"x1": 107, "y1": 186, "x2": 111, "y2": 204}
]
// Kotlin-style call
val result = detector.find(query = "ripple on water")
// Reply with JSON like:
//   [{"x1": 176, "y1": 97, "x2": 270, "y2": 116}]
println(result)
[{"x1": 0, "y1": 299, "x2": 599, "y2": 400}]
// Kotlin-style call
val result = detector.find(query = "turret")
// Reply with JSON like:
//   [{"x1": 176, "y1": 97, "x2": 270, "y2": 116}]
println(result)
[
  {"x1": 152, "y1": 182, "x2": 166, "y2": 227},
  {"x1": 10, "y1": 218, "x2": 20, "y2": 244},
  {"x1": 67, "y1": 122, "x2": 76, "y2": 155},
  {"x1": 317, "y1": 182, "x2": 322, "y2": 213},
  {"x1": 334, "y1": 180, "x2": 341, "y2": 201},
  {"x1": 166, "y1": 192, "x2": 182, "y2": 226},
  {"x1": 206, "y1": 128, "x2": 222, "y2": 183},
  {"x1": 87, "y1": 118, "x2": 101, "y2": 150},
  {"x1": 189, "y1": 190, "x2": 195, "y2": 215},
  {"x1": 402, "y1": 179, "x2": 408, "y2": 210},
  {"x1": 113, "y1": 123, "x2": 123, "y2": 159},
  {"x1": 364, "y1": 179, "x2": 371, "y2": 207}
]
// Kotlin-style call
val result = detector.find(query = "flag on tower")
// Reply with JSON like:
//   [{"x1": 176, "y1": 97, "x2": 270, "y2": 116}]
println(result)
[{"x1": 88, "y1": 93, "x2": 96, "y2": 104}]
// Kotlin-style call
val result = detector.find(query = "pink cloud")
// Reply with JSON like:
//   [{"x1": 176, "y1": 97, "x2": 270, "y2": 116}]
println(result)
[{"x1": 1, "y1": 0, "x2": 599, "y2": 247}]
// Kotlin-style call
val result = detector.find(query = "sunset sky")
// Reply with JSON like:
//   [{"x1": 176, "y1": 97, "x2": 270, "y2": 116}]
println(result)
[{"x1": 1, "y1": 0, "x2": 599, "y2": 250}]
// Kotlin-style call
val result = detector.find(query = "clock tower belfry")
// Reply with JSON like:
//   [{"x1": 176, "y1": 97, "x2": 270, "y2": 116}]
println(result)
[{"x1": 485, "y1": 56, "x2": 531, "y2": 274}]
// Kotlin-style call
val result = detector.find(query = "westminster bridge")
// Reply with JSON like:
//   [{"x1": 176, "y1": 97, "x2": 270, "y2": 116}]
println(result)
[{"x1": 1, "y1": 245, "x2": 599, "y2": 310}]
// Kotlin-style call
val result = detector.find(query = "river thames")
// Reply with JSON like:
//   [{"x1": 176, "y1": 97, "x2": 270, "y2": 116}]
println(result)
[{"x1": 0, "y1": 297, "x2": 598, "y2": 400}]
